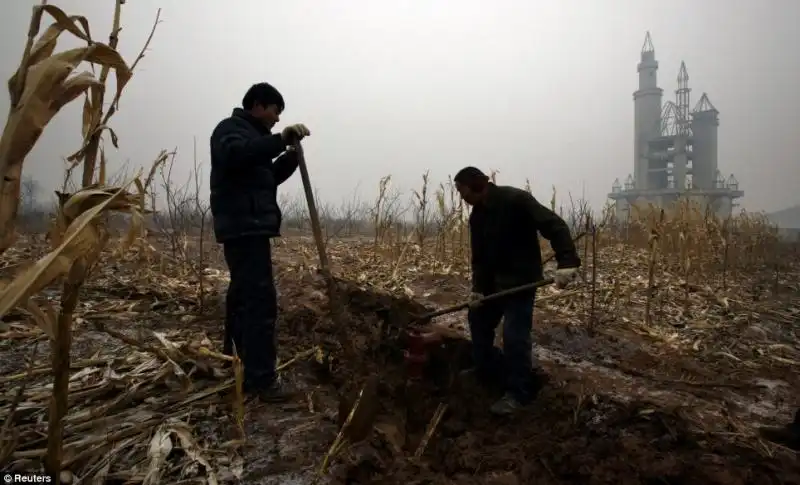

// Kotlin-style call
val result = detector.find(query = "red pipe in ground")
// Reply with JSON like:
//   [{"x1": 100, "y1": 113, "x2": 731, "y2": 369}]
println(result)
[{"x1": 403, "y1": 329, "x2": 442, "y2": 380}]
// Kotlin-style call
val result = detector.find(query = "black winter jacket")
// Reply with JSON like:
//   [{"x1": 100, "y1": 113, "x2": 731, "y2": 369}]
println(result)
[
  {"x1": 469, "y1": 184, "x2": 581, "y2": 294},
  {"x1": 209, "y1": 108, "x2": 298, "y2": 242}
]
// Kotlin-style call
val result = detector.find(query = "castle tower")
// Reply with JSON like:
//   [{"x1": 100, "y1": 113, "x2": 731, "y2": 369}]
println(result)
[
  {"x1": 609, "y1": 31, "x2": 742, "y2": 222},
  {"x1": 633, "y1": 32, "x2": 663, "y2": 190},
  {"x1": 671, "y1": 61, "x2": 691, "y2": 191},
  {"x1": 691, "y1": 93, "x2": 719, "y2": 190}
]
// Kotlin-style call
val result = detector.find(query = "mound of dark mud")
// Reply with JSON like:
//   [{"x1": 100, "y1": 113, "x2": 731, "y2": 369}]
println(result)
[{"x1": 271, "y1": 274, "x2": 800, "y2": 485}]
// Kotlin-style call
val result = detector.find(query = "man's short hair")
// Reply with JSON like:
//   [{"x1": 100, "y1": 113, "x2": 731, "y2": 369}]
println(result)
[
  {"x1": 454, "y1": 166, "x2": 490, "y2": 191},
  {"x1": 242, "y1": 82, "x2": 285, "y2": 112}
]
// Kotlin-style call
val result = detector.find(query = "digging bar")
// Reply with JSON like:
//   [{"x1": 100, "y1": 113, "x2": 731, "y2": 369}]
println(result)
[
  {"x1": 293, "y1": 140, "x2": 330, "y2": 275},
  {"x1": 293, "y1": 144, "x2": 379, "y2": 452},
  {"x1": 410, "y1": 277, "x2": 555, "y2": 325},
  {"x1": 410, "y1": 230, "x2": 589, "y2": 326},
  {"x1": 293, "y1": 140, "x2": 353, "y2": 353}
]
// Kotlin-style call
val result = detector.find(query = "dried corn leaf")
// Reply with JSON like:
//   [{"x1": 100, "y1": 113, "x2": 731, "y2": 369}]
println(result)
[
  {"x1": 0, "y1": 179, "x2": 138, "y2": 319},
  {"x1": 119, "y1": 209, "x2": 145, "y2": 254},
  {"x1": 47, "y1": 209, "x2": 69, "y2": 249},
  {"x1": 91, "y1": 462, "x2": 111, "y2": 485},
  {"x1": 22, "y1": 299, "x2": 57, "y2": 340},
  {"x1": 81, "y1": 91, "x2": 93, "y2": 138},
  {"x1": 61, "y1": 187, "x2": 136, "y2": 221},
  {"x1": 7, "y1": 5, "x2": 93, "y2": 99},
  {"x1": 3, "y1": 43, "x2": 130, "y2": 171},
  {"x1": 168, "y1": 421, "x2": 219, "y2": 485},
  {"x1": 0, "y1": 35, "x2": 132, "y2": 253},
  {"x1": 143, "y1": 425, "x2": 173, "y2": 485}
]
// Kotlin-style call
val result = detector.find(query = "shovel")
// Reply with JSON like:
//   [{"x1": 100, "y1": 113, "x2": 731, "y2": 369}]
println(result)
[
  {"x1": 407, "y1": 229, "x2": 589, "y2": 328},
  {"x1": 410, "y1": 276, "x2": 556, "y2": 326}
]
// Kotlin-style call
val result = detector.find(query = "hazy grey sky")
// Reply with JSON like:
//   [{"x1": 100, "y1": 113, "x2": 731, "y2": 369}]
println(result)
[{"x1": 2, "y1": 0, "x2": 798, "y2": 213}]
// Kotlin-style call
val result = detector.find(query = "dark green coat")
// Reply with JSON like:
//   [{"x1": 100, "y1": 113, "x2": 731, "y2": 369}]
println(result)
[{"x1": 469, "y1": 184, "x2": 580, "y2": 294}]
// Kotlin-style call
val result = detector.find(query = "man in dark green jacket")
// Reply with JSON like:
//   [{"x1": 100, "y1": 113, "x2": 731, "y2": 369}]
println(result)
[
  {"x1": 209, "y1": 82, "x2": 310, "y2": 402},
  {"x1": 454, "y1": 166, "x2": 580, "y2": 415}
]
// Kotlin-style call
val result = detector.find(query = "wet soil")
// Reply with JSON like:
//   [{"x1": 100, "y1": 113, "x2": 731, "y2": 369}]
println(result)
[
  {"x1": 218, "y1": 271, "x2": 800, "y2": 485},
  {"x1": 3, "y1": 243, "x2": 798, "y2": 484}
]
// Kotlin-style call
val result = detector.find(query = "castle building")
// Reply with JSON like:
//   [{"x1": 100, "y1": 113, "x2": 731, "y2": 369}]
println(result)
[{"x1": 608, "y1": 32, "x2": 743, "y2": 220}]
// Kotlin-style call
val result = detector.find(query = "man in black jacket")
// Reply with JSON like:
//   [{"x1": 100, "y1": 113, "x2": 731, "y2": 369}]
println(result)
[
  {"x1": 454, "y1": 167, "x2": 580, "y2": 415},
  {"x1": 210, "y1": 82, "x2": 310, "y2": 402}
]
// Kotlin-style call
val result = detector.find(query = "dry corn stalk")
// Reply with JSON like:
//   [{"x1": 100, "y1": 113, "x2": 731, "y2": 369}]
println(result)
[
  {"x1": 413, "y1": 402, "x2": 448, "y2": 458},
  {"x1": 644, "y1": 209, "x2": 665, "y2": 326},
  {"x1": 0, "y1": 4, "x2": 132, "y2": 255},
  {"x1": 0, "y1": 173, "x2": 148, "y2": 480},
  {"x1": 412, "y1": 171, "x2": 430, "y2": 252},
  {"x1": 0, "y1": 3, "x2": 167, "y2": 482},
  {"x1": 0, "y1": 179, "x2": 144, "y2": 321}
]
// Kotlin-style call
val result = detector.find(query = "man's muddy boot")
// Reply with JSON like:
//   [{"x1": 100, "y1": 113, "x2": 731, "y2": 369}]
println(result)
[
  {"x1": 758, "y1": 409, "x2": 800, "y2": 450},
  {"x1": 247, "y1": 376, "x2": 297, "y2": 403},
  {"x1": 490, "y1": 393, "x2": 526, "y2": 416}
]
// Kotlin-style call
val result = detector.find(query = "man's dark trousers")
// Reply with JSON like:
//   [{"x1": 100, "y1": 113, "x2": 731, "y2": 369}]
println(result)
[
  {"x1": 223, "y1": 235, "x2": 278, "y2": 390},
  {"x1": 467, "y1": 291, "x2": 536, "y2": 404}
]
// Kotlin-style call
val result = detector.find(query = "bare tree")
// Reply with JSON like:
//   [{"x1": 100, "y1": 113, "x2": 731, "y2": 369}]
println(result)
[{"x1": 152, "y1": 141, "x2": 213, "y2": 310}]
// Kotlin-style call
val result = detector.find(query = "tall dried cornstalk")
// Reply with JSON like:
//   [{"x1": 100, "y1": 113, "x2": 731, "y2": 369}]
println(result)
[
  {"x1": 0, "y1": 3, "x2": 162, "y2": 481},
  {"x1": 371, "y1": 176, "x2": 391, "y2": 248},
  {"x1": 412, "y1": 171, "x2": 430, "y2": 253},
  {"x1": 424, "y1": 176, "x2": 470, "y2": 265},
  {"x1": 0, "y1": 4, "x2": 133, "y2": 254},
  {"x1": 644, "y1": 209, "x2": 664, "y2": 326},
  {"x1": 677, "y1": 203, "x2": 692, "y2": 312}
]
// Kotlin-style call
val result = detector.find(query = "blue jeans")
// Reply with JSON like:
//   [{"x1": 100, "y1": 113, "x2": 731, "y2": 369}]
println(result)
[{"x1": 467, "y1": 292, "x2": 536, "y2": 404}]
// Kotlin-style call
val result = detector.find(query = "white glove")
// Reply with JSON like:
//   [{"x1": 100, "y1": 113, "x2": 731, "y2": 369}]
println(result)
[
  {"x1": 281, "y1": 123, "x2": 311, "y2": 142},
  {"x1": 553, "y1": 268, "x2": 578, "y2": 289},
  {"x1": 468, "y1": 291, "x2": 483, "y2": 308}
]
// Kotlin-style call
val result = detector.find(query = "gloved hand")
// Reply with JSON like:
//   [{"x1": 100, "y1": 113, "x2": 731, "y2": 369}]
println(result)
[
  {"x1": 553, "y1": 267, "x2": 578, "y2": 289},
  {"x1": 468, "y1": 291, "x2": 484, "y2": 308},
  {"x1": 281, "y1": 123, "x2": 311, "y2": 142}
]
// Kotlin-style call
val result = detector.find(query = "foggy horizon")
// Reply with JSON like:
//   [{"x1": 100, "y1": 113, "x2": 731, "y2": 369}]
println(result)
[{"x1": 2, "y1": 0, "x2": 798, "y2": 216}]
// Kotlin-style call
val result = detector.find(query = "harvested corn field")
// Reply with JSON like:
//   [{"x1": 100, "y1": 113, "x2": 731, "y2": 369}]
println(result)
[
  {"x1": 1, "y1": 225, "x2": 799, "y2": 484},
  {"x1": 1, "y1": 3, "x2": 799, "y2": 484}
]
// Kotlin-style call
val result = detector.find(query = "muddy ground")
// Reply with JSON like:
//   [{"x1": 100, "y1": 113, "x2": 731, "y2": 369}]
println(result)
[
  {"x1": 219, "y1": 260, "x2": 799, "y2": 484},
  {"x1": 2, "y1": 237, "x2": 799, "y2": 484}
]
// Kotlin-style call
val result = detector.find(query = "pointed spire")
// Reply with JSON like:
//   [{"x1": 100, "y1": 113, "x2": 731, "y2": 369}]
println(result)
[
  {"x1": 624, "y1": 174, "x2": 634, "y2": 189},
  {"x1": 641, "y1": 31, "x2": 654, "y2": 53},
  {"x1": 693, "y1": 92, "x2": 718, "y2": 113},
  {"x1": 677, "y1": 61, "x2": 689, "y2": 83}
]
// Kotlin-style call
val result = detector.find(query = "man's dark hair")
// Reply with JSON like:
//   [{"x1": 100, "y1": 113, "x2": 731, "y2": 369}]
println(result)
[
  {"x1": 242, "y1": 82, "x2": 285, "y2": 112},
  {"x1": 454, "y1": 166, "x2": 490, "y2": 191}
]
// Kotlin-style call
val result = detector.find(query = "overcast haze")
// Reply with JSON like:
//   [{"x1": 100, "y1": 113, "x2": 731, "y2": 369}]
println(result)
[{"x1": 2, "y1": 0, "x2": 798, "y2": 214}]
